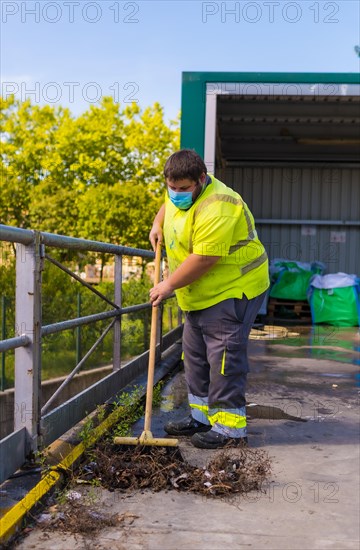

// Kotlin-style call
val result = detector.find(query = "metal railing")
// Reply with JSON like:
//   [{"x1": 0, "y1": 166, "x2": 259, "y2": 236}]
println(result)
[{"x1": 0, "y1": 224, "x2": 183, "y2": 484}]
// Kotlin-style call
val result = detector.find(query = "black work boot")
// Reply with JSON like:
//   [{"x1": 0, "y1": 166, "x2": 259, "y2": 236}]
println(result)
[
  {"x1": 164, "y1": 415, "x2": 211, "y2": 436},
  {"x1": 191, "y1": 429, "x2": 248, "y2": 449}
]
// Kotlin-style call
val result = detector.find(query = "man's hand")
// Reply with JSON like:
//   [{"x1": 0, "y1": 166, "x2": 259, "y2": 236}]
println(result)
[
  {"x1": 150, "y1": 254, "x2": 221, "y2": 306},
  {"x1": 149, "y1": 204, "x2": 165, "y2": 251},
  {"x1": 149, "y1": 280, "x2": 173, "y2": 307},
  {"x1": 149, "y1": 224, "x2": 163, "y2": 252}
]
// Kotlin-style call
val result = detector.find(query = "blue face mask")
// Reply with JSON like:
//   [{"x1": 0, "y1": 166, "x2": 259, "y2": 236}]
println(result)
[{"x1": 168, "y1": 187, "x2": 194, "y2": 210}]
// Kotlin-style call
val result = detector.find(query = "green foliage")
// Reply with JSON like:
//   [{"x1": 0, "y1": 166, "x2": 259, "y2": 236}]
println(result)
[
  {"x1": 0, "y1": 86, "x2": 180, "y2": 387},
  {"x1": 112, "y1": 385, "x2": 145, "y2": 438},
  {"x1": 123, "y1": 103, "x2": 180, "y2": 195},
  {"x1": 78, "y1": 404, "x2": 108, "y2": 461},
  {"x1": 40, "y1": 274, "x2": 152, "y2": 378},
  {"x1": 0, "y1": 268, "x2": 156, "y2": 388},
  {"x1": 0, "y1": 254, "x2": 178, "y2": 389},
  {"x1": 0, "y1": 248, "x2": 15, "y2": 337},
  {"x1": 1, "y1": 95, "x2": 180, "y2": 250},
  {"x1": 152, "y1": 381, "x2": 164, "y2": 407},
  {"x1": 122, "y1": 274, "x2": 152, "y2": 307},
  {"x1": 0, "y1": 96, "x2": 66, "y2": 228},
  {"x1": 79, "y1": 414, "x2": 96, "y2": 448},
  {"x1": 77, "y1": 183, "x2": 162, "y2": 250},
  {"x1": 110, "y1": 380, "x2": 164, "y2": 438},
  {"x1": 96, "y1": 404, "x2": 107, "y2": 424}
]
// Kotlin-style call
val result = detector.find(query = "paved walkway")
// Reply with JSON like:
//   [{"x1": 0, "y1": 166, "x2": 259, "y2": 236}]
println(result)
[{"x1": 15, "y1": 329, "x2": 360, "y2": 549}]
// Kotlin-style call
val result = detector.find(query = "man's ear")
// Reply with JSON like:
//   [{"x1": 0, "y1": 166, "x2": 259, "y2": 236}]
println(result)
[{"x1": 200, "y1": 172, "x2": 207, "y2": 184}]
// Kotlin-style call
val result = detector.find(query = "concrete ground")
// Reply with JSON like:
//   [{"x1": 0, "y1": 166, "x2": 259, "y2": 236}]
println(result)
[{"x1": 15, "y1": 327, "x2": 360, "y2": 550}]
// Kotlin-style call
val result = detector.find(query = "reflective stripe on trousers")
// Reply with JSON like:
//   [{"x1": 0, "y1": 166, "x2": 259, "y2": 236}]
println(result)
[
  {"x1": 188, "y1": 393, "x2": 247, "y2": 437},
  {"x1": 183, "y1": 292, "x2": 266, "y2": 438},
  {"x1": 188, "y1": 393, "x2": 210, "y2": 425}
]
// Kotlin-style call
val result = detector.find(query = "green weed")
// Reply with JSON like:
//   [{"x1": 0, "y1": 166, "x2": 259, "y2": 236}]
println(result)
[{"x1": 152, "y1": 380, "x2": 164, "y2": 407}]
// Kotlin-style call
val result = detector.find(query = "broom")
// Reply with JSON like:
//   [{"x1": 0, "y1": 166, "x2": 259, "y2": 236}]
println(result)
[{"x1": 114, "y1": 241, "x2": 178, "y2": 447}]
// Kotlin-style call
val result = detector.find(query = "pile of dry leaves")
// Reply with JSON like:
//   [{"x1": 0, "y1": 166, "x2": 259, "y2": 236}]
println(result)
[
  {"x1": 78, "y1": 444, "x2": 272, "y2": 497},
  {"x1": 39, "y1": 499, "x2": 138, "y2": 537},
  {"x1": 38, "y1": 444, "x2": 271, "y2": 538}
]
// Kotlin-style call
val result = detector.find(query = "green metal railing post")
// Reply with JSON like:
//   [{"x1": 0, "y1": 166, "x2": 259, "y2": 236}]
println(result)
[
  {"x1": 76, "y1": 293, "x2": 82, "y2": 365},
  {"x1": 1, "y1": 296, "x2": 6, "y2": 391}
]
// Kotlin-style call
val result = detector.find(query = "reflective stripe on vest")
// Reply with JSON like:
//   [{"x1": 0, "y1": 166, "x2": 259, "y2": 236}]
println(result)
[
  {"x1": 241, "y1": 249, "x2": 268, "y2": 275},
  {"x1": 164, "y1": 176, "x2": 270, "y2": 310},
  {"x1": 193, "y1": 185, "x2": 265, "y2": 277},
  {"x1": 194, "y1": 192, "x2": 254, "y2": 239}
]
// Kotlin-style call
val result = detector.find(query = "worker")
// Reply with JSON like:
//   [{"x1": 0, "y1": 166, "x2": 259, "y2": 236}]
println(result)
[{"x1": 149, "y1": 149, "x2": 269, "y2": 449}]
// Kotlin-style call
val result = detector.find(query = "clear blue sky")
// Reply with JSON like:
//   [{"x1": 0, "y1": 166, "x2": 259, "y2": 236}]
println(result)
[{"x1": 1, "y1": 0, "x2": 360, "y2": 121}]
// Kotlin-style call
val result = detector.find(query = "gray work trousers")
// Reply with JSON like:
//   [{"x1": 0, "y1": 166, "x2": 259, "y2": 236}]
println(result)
[{"x1": 182, "y1": 293, "x2": 265, "y2": 422}]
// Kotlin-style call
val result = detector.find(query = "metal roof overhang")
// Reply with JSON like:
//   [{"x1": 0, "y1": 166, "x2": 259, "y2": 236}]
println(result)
[
  {"x1": 180, "y1": 73, "x2": 360, "y2": 168},
  {"x1": 216, "y1": 94, "x2": 360, "y2": 165}
]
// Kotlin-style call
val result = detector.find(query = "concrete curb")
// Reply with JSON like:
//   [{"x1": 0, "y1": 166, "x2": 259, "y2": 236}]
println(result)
[{"x1": 0, "y1": 343, "x2": 182, "y2": 546}]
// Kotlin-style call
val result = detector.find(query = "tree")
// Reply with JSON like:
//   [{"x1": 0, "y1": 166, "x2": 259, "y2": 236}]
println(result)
[
  {"x1": 123, "y1": 102, "x2": 180, "y2": 194},
  {"x1": 1, "y1": 95, "x2": 180, "y2": 248},
  {"x1": 76, "y1": 182, "x2": 162, "y2": 277},
  {"x1": 0, "y1": 96, "x2": 68, "y2": 228},
  {"x1": 77, "y1": 182, "x2": 160, "y2": 248}
]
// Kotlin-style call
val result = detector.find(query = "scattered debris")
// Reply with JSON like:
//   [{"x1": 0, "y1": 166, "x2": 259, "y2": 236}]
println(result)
[
  {"x1": 41, "y1": 444, "x2": 271, "y2": 536},
  {"x1": 117, "y1": 511, "x2": 139, "y2": 526},
  {"x1": 38, "y1": 434, "x2": 271, "y2": 539},
  {"x1": 36, "y1": 513, "x2": 52, "y2": 525},
  {"x1": 41, "y1": 500, "x2": 119, "y2": 535},
  {"x1": 76, "y1": 443, "x2": 272, "y2": 497},
  {"x1": 65, "y1": 490, "x2": 82, "y2": 501}
]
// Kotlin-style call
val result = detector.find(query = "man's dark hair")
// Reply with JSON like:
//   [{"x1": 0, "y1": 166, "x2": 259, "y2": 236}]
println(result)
[{"x1": 164, "y1": 149, "x2": 207, "y2": 182}]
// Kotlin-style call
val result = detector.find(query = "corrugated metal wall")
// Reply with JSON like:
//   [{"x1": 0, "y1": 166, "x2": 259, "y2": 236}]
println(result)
[{"x1": 216, "y1": 166, "x2": 360, "y2": 275}]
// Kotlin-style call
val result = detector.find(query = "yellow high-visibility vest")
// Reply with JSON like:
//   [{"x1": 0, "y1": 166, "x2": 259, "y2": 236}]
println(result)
[{"x1": 164, "y1": 175, "x2": 269, "y2": 311}]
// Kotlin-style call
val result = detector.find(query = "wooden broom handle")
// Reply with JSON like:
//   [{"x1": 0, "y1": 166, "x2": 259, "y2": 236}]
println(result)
[{"x1": 143, "y1": 241, "x2": 162, "y2": 432}]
